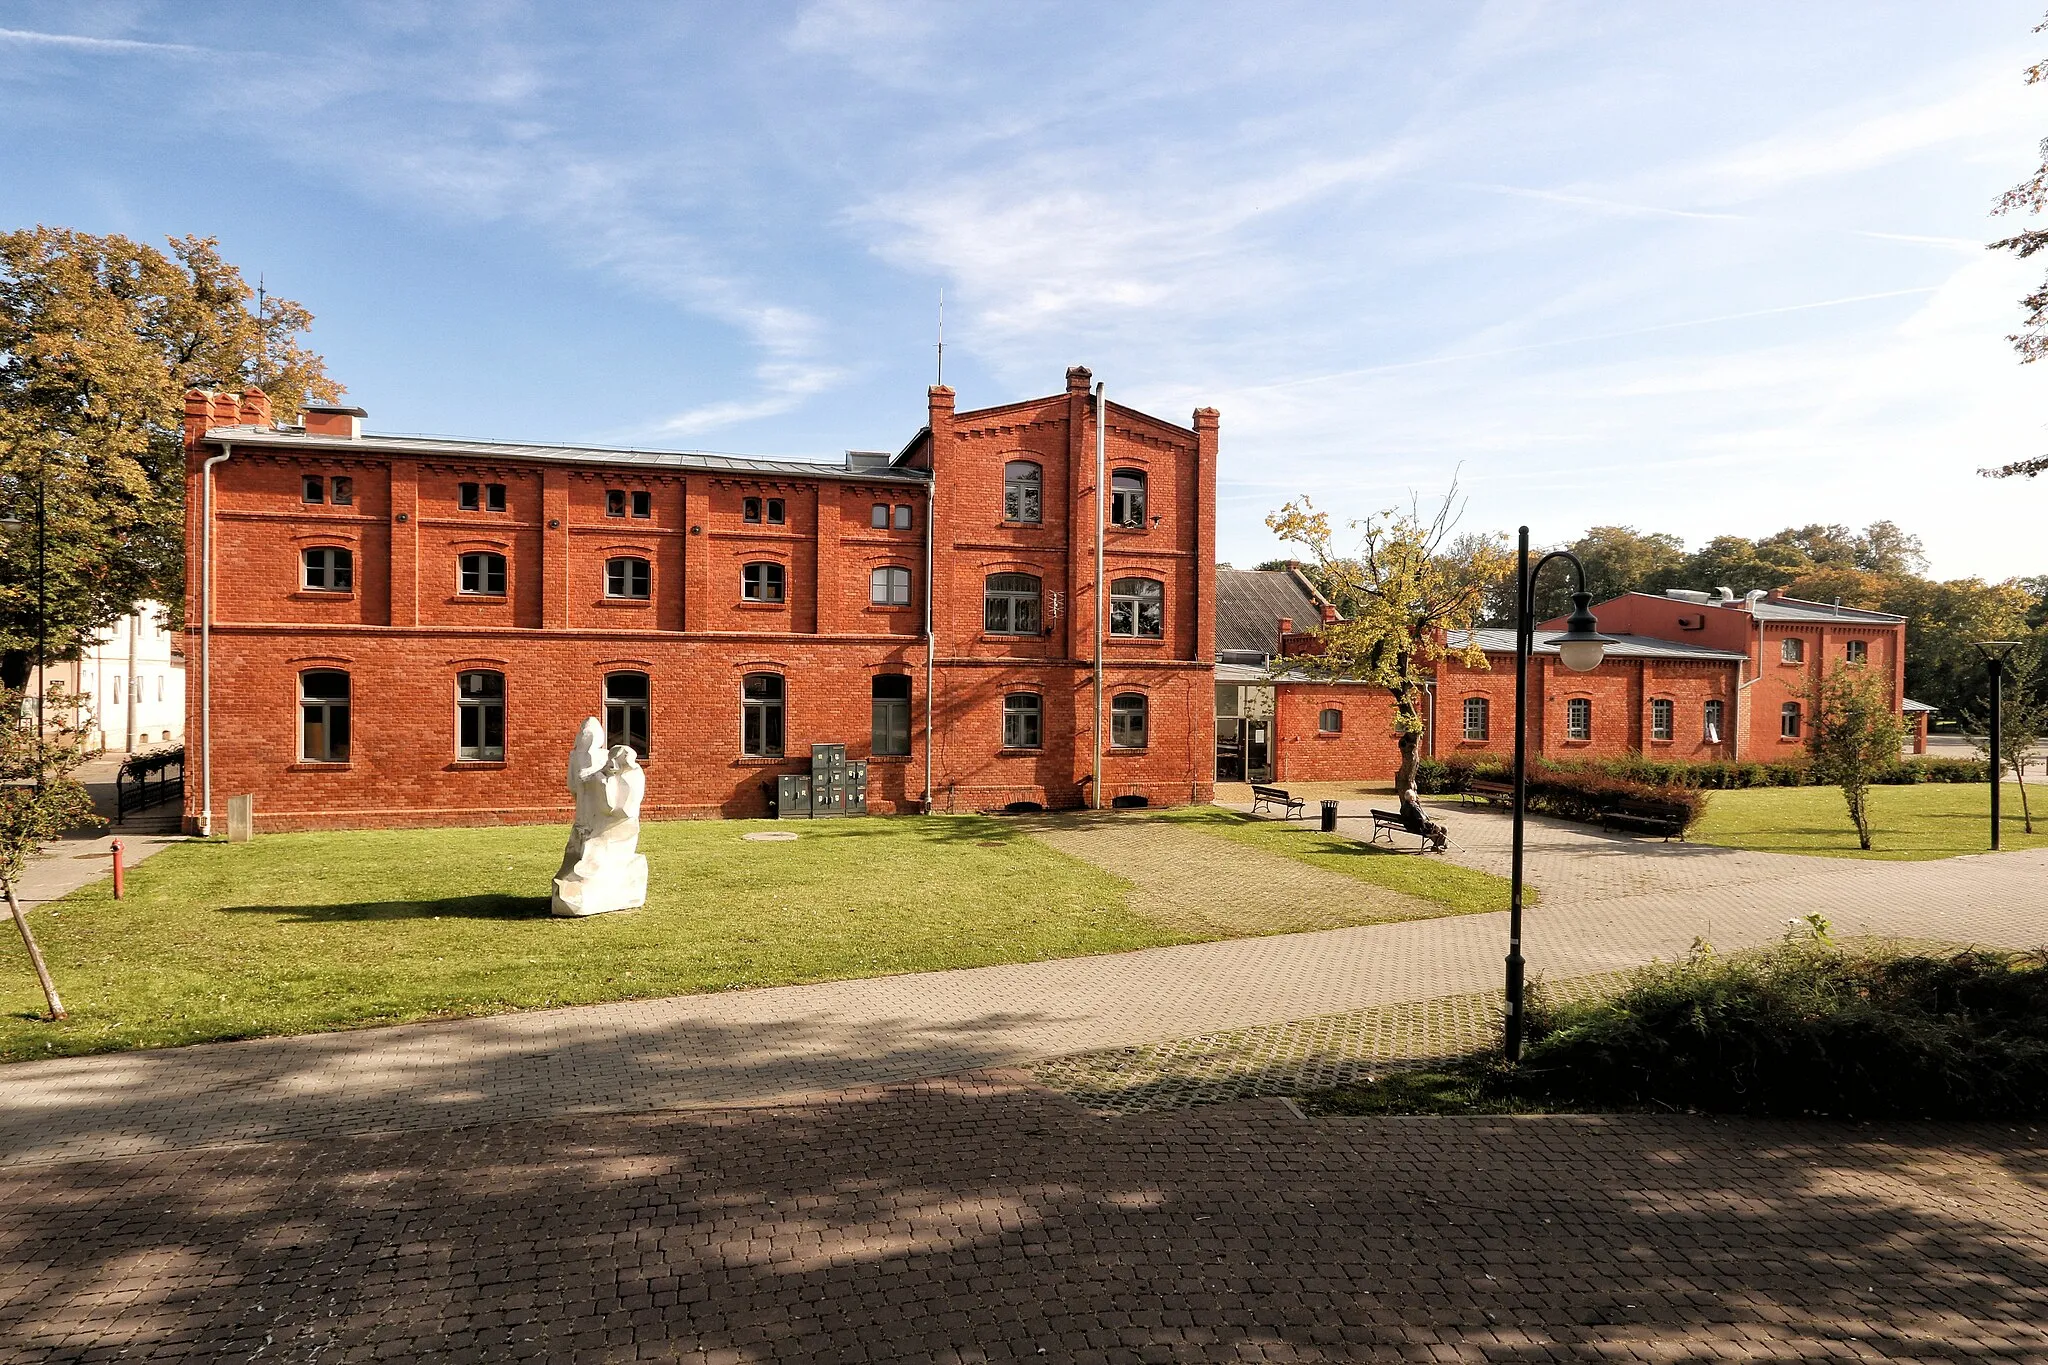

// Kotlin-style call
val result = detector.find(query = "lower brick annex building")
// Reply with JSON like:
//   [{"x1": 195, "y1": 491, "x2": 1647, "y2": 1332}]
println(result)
[{"x1": 182, "y1": 371, "x2": 1926, "y2": 833}]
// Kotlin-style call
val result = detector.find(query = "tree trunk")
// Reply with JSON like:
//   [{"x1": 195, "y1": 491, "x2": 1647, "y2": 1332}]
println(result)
[
  {"x1": 0, "y1": 649, "x2": 27, "y2": 692},
  {"x1": 2, "y1": 875, "x2": 65, "y2": 1021},
  {"x1": 1390, "y1": 685, "x2": 1422, "y2": 794},
  {"x1": 2014, "y1": 755, "x2": 2035, "y2": 835}
]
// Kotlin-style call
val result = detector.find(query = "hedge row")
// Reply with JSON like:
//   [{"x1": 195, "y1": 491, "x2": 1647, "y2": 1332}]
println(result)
[
  {"x1": 1417, "y1": 756, "x2": 1708, "y2": 834},
  {"x1": 1417, "y1": 752, "x2": 1985, "y2": 795}
]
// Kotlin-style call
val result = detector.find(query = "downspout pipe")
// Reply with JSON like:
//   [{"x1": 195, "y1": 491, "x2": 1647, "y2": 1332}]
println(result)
[
  {"x1": 200, "y1": 441, "x2": 233, "y2": 836},
  {"x1": 923, "y1": 474, "x2": 935, "y2": 813},
  {"x1": 1092, "y1": 381, "x2": 1105, "y2": 810}
]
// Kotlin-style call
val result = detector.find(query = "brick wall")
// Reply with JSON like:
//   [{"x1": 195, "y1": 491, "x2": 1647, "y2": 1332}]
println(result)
[
  {"x1": 1269, "y1": 684, "x2": 1403, "y2": 782},
  {"x1": 1435, "y1": 652, "x2": 1738, "y2": 764}
]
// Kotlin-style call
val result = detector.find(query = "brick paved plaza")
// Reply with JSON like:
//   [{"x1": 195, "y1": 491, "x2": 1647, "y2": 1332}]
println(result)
[{"x1": 4, "y1": 807, "x2": 2046, "y2": 1360}]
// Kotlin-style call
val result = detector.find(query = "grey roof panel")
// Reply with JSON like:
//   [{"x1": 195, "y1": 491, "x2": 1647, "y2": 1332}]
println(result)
[
  {"x1": 202, "y1": 425, "x2": 932, "y2": 483},
  {"x1": 1214, "y1": 568, "x2": 1319, "y2": 659},
  {"x1": 1450, "y1": 628, "x2": 1748, "y2": 661},
  {"x1": 1746, "y1": 596, "x2": 1902, "y2": 623}
]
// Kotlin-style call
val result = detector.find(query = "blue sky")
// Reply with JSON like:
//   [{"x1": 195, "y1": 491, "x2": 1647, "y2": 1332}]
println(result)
[{"x1": 6, "y1": 1, "x2": 2048, "y2": 580}]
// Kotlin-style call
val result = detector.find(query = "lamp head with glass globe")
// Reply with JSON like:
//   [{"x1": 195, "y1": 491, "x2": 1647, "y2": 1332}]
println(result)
[{"x1": 1553, "y1": 591, "x2": 1616, "y2": 673}]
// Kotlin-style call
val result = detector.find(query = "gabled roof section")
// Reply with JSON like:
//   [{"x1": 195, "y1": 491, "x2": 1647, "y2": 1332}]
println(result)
[
  {"x1": 199, "y1": 425, "x2": 932, "y2": 483},
  {"x1": 1216, "y1": 568, "x2": 1322, "y2": 661}
]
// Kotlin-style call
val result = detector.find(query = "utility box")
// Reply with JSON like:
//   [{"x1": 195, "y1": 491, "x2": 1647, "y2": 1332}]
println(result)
[
  {"x1": 226, "y1": 794, "x2": 255, "y2": 843},
  {"x1": 770, "y1": 748, "x2": 869, "y2": 818},
  {"x1": 773, "y1": 773, "x2": 812, "y2": 819}
]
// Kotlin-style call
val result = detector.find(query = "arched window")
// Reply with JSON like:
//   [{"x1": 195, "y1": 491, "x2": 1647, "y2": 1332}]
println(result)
[
  {"x1": 1650, "y1": 698, "x2": 1674, "y2": 741},
  {"x1": 457, "y1": 670, "x2": 505, "y2": 760},
  {"x1": 984, "y1": 573, "x2": 1042, "y2": 635},
  {"x1": 459, "y1": 552, "x2": 506, "y2": 596},
  {"x1": 604, "y1": 557, "x2": 650, "y2": 599},
  {"x1": 871, "y1": 674, "x2": 911, "y2": 756},
  {"x1": 604, "y1": 672, "x2": 650, "y2": 757},
  {"x1": 1780, "y1": 701, "x2": 1802, "y2": 739},
  {"x1": 870, "y1": 566, "x2": 912, "y2": 606},
  {"x1": 1463, "y1": 696, "x2": 1490, "y2": 742},
  {"x1": 742, "y1": 562, "x2": 786, "y2": 603},
  {"x1": 1566, "y1": 697, "x2": 1592, "y2": 741},
  {"x1": 302, "y1": 547, "x2": 353, "y2": 592},
  {"x1": 1004, "y1": 693, "x2": 1042, "y2": 750},
  {"x1": 743, "y1": 673, "x2": 785, "y2": 757},
  {"x1": 1108, "y1": 577, "x2": 1164, "y2": 638},
  {"x1": 1110, "y1": 693, "x2": 1148, "y2": 749},
  {"x1": 1003, "y1": 461, "x2": 1042, "y2": 524},
  {"x1": 1318, "y1": 708, "x2": 1343, "y2": 734},
  {"x1": 1110, "y1": 469, "x2": 1147, "y2": 527},
  {"x1": 299, "y1": 670, "x2": 350, "y2": 763}
]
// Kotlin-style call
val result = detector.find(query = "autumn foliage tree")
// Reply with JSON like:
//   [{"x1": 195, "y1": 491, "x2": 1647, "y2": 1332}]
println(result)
[
  {"x1": 0, "y1": 228, "x2": 341, "y2": 686},
  {"x1": 1805, "y1": 665, "x2": 1907, "y2": 852},
  {"x1": 1986, "y1": 10, "x2": 2048, "y2": 480},
  {"x1": 1266, "y1": 489, "x2": 1513, "y2": 793}
]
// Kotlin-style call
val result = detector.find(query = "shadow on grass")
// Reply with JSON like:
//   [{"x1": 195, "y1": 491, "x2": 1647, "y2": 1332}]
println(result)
[{"x1": 219, "y1": 894, "x2": 554, "y2": 923}]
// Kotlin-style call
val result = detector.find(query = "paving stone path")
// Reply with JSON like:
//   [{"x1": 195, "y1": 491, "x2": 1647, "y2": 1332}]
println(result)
[
  {"x1": 3, "y1": 807, "x2": 2043, "y2": 1169},
  {"x1": 3, "y1": 1077, "x2": 2044, "y2": 1362}
]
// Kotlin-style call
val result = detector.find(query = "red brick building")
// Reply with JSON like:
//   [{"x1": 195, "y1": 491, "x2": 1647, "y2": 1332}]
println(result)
[{"x1": 182, "y1": 368, "x2": 1217, "y2": 833}]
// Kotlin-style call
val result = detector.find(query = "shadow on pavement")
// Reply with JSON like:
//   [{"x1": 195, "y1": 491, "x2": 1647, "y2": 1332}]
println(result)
[{"x1": 2, "y1": 1076, "x2": 2044, "y2": 1362}]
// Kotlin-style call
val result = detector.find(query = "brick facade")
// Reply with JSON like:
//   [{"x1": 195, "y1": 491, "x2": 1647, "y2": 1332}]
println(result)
[
  {"x1": 183, "y1": 372, "x2": 1216, "y2": 833},
  {"x1": 1433, "y1": 650, "x2": 1739, "y2": 764}
]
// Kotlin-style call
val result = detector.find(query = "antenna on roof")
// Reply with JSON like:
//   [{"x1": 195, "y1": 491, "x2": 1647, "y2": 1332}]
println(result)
[
  {"x1": 935, "y1": 287, "x2": 944, "y2": 386},
  {"x1": 254, "y1": 273, "x2": 267, "y2": 385}
]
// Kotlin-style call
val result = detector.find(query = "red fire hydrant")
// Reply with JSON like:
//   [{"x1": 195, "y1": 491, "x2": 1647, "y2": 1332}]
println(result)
[{"x1": 111, "y1": 840, "x2": 125, "y2": 901}]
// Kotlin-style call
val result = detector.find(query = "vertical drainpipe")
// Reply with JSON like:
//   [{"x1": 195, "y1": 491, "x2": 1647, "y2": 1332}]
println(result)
[
  {"x1": 124, "y1": 608, "x2": 140, "y2": 754},
  {"x1": 1092, "y1": 382, "x2": 1106, "y2": 809},
  {"x1": 200, "y1": 441, "x2": 234, "y2": 836},
  {"x1": 923, "y1": 473, "x2": 935, "y2": 812}
]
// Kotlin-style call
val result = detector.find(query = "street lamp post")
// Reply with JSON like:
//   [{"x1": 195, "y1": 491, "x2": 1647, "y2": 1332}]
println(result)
[
  {"x1": 1975, "y1": 641, "x2": 2021, "y2": 851},
  {"x1": 1505, "y1": 526, "x2": 1615, "y2": 1063}
]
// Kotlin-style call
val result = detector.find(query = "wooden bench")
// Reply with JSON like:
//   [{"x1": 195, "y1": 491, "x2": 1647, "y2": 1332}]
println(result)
[
  {"x1": 1602, "y1": 797, "x2": 1688, "y2": 841},
  {"x1": 1371, "y1": 808, "x2": 1447, "y2": 852},
  {"x1": 1250, "y1": 784, "x2": 1306, "y2": 819},
  {"x1": 1464, "y1": 779, "x2": 1514, "y2": 808}
]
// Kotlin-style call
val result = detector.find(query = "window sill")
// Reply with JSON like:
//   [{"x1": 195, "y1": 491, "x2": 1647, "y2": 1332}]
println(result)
[
  {"x1": 1457, "y1": 738, "x2": 1491, "y2": 747},
  {"x1": 594, "y1": 598, "x2": 654, "y2": 608},
  {"x1": 290, "y1": 590, "x2": 356, "y2": 601},
  {"x1": 980, "y1": 633, "x2": 1049, "y2": 644},
  {"x1": 1648, "y1": 739, "x2": 1675, "y2": 746},
  {"x1": 286, "y1": 762, "x2": 351, "y2": 772},
  {"x1": 1561, "y1": 738, "x2": 1592, "y2": 747},
  {"x1": 995, "y1": 747, "x2": 1045, "y2": 757},
  {"x1": 997, "y1": 520, "x2": 1045, "y2": 530},
  {"x1": 447, "y1": 594, "x2": 508, "y2": 604},
  {"x1": 868, "y1": 753, "x2": 914, "y2": 763},
  {"x1": 1315, "y1": 731, "x2": 1344, "y2": 739},
  {"x1": 1106, "y1": 746, "x2": 1150, "y2": 755},
  {"x1": 864, "y1": 603, "x2": 915, "y2": 613},
  {"x1": 733, "y1": 755, "x2": 793, "y2": 766},
  {"x1": 736, "y1": 599, "x2": 788, "y2": 610},
  {"x1": 446, "y1": 760, "x2": 507, "y2": 770},
  {"x1": 1107, "y1": 635, "x2": 1167, "y2": 645}
]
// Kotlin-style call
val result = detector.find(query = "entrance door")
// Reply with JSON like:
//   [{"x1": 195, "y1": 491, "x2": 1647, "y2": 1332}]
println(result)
[
  {"x1": 1215, "y1": 717, "x2": 1245, "y2": 781},
  {"x1": 1246, "y1": 720, "x2": 1271, "y2": 783}
]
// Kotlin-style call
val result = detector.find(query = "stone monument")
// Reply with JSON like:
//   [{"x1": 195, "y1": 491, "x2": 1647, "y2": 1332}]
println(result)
[{"x1": 551, "y1": 718, "x2": 648, "y2": 917}]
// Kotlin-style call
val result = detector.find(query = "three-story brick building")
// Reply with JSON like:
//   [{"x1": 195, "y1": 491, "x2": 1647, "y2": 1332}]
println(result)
[{"x1": 182, "y1": 367, "x2": 1217, "y2": 833}]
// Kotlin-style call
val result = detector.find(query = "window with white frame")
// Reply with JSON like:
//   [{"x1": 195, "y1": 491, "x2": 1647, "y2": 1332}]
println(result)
[
  {"x1": 1566, "y1": 697, "x2": 1592, "y2": 740},
  {"x1": 302, "y1": 546, "x2": 353, "y2": 592},
  {"x1": 1704, "y1": 698, "x2": 1724, "y2": 743},
  {"x1": 1781, "y1": 637, "x2": 1805, "y2": 664},
  {"x1": 1110, "y1": 469, "x2": 1147, "y2": 527},
  {"x1": 605, "y1": 557, "x2": 651, "y2": 600},
  {"x1": 1003, "y1": 461, "x2": 1041, "y2": 524},
  {"x1": 456, "y1": 670, "x2": 504, "y2": 760},
  {"x1": 1108, "y1": 577, "x2": 1164, "y2": 638},
  {"x1": 1845, "y1": 639, "x2": 1868, "y2": 664},
  {"x1": 870, "y1": 566, "x2": 911, "y2": 606},
  {"x1": 1650, "y1": 698, "x2": 1674, "y2": 741},
  {"x1": 300, "y1": 670, "x2": 350, "y2": 763},
  {"x1": 1110, "y1": 692, "x2": 1148, "y2": 749},
  {"x1": 1463, "y1": 696, "x2": 1489, "y2": 741},
  {"x1": 1003, "y1": 693, "x2": 1042, "y2": 749},
  {"x1": 459, "y1": 552, "x2": 506, "y2": 596},
  {"x1": 1780, "y1": 701, "x2": 1802, "y2": 739}
]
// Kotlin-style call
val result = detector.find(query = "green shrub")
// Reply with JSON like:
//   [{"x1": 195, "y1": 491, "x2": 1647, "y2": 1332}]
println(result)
[
  {"x1": 1517, "y1": 937, "x2": 2048, "y2": 1118},
  {"x1": 1415, "y1": 755, "x2": 1705, "y2": 833},
  {"x1": 1417, "y1": 751, "x2": 1985, "y2": 793}
]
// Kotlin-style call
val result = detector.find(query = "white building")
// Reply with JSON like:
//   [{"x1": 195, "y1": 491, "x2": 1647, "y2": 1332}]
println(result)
[{"x1": 28, "y1": 603, "x2": 186, "y2": 753}]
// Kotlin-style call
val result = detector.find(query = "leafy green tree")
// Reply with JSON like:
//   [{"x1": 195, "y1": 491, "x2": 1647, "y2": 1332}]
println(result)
[
  {"x1": 0, "y1": 228, "x2": 340, "y2": 687},
  {"x1": 1528, "y1": 525, "x2": 1687, "y2": 621},
  {"x1": 1, "y1": 683, "x2": 99, "y2": 1020},
  {"x1": 1757, "y1": 523, "x2": 1860, "y2": 570},
  {"x1": 1985, "y1": 12, "x2": 2048, "y2": 478},
  {"x1": 1805, "y1": 665, "x2": 1907, "y2": 851},
  {"x1": 1267, "y1": 488, "x2": 1513, "y2": 792},
  {"x1": 1678, "y1": 534, "x2": 1811, "y2": 596},
  {"x1": 1882, "y1": 576, "x2": 2040, "y2": 716},
  {"x1": 1856, "y1": 520, "x2": 1928, "y2": 575}
]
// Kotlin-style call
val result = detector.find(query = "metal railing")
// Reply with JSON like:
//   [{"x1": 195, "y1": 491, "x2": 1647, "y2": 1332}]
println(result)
[{"x1": 115, "y1": 747, "x2": 183, "y2": 822}]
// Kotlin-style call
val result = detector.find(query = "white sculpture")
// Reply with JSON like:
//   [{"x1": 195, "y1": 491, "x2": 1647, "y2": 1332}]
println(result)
[{"x1": 551, "y1": 717, "x2": 647, "y2": 917}]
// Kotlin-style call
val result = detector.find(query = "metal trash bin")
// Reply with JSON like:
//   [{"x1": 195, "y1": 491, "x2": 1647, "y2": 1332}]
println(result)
[{"x1": 1320, "y1": 799, "x2": 1339, "y2": 833}]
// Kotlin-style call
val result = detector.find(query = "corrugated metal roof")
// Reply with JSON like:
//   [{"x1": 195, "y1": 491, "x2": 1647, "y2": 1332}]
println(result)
[
  {"x1": 1215, "y1": 568, "x2": 1319, "y2": 659},
  {"x1": 1450, "y1": 628, "x2": 1748, "y2": 661},
  {"x1": 1903, "y1": 697, "x2": 1938, "y2": 713},
  {"x1": 201, "y1": 425, "x2": 932, "y2": 483},
  {"x1": 1746, "y1": 595, "x2": 1902, "y2": 623}
]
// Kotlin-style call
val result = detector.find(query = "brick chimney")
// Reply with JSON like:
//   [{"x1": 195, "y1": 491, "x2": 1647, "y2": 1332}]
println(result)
[
  {"x1": 1066, "y1": 365, "x2": 1093, "y2": 393},
  {"x1": 1319, "y1": 602, "x2": 1339, "y2": 625},
  {"x1": 1277, "y1": 617, "x2": 1293, "y2": 654},
  {"x1": 301, "y1": 402, "x2": 368, "y2": 439},
  {"x1": 237, "y1": 387, "x2": 272, "y2": 427}
]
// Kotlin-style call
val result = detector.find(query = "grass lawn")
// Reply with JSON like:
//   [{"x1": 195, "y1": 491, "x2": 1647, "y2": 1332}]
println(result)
[
  {"x1": 1691, "y1": 782, "x2": 2048, "y2": 861},
  {"x1": 1, "y1": 816, "x2": 1171, "y2": 1062},
  {"x1": 1150, "y1": 806, "x2": 1519, "y2": 915}
]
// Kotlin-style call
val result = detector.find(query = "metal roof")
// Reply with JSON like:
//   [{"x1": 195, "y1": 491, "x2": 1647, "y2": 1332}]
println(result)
[
  {"x1": 200, "y1": 424, "x2": 932, "y2": 483},
  {"x1": 1215, "y1": 568, "x2": 1320, "y2": 660},
  {"x1": 1450, "y1": 628, "x2": 1749, "y2": 661},
  {"x1": 1903, "y1": 697, "x2": 1938, "y2": 713},
  {"x1": 1745, "y1": 596, "x2": 1902, "y2": 624}
]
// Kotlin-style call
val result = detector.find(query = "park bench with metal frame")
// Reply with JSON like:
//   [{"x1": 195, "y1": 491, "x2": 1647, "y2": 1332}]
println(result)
[{"x1": 1250, "y1": 784, "x2": 1305, "y2": 819}]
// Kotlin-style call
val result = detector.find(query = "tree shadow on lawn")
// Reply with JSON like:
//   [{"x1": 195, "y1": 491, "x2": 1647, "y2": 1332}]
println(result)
[
  {"x1": 218, "y1": 894, "x2": 554, "y2": 922},
  {"x1": 4, "y1": 1058, "x2": 2045, "y2": 1362}
]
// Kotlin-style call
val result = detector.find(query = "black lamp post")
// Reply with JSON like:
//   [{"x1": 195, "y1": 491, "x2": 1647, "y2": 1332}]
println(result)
[
  {"x1": 1505, "y1": 526, "x2": 1615, "y2": 1063},
  {"x1": 1974, "y1": 640, "x2": 2021, "y2": 851}
]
